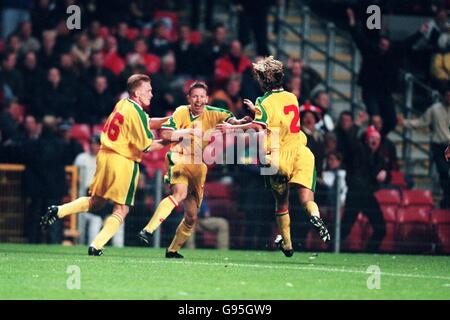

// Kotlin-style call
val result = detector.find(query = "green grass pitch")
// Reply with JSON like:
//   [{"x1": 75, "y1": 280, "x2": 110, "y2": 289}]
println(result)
[{"x1": 0, "y1": 243, "x2": 449, "y2": 299}]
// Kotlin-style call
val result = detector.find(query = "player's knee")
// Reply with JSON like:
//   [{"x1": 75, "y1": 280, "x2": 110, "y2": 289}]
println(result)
[
  {"x1": 184, "y1": 215, "x2": 198, "y2": 227},
  {"x1": 113, "y1": 205, "x2": 129, "y2": 221},
  {"x1": 172, "y1": 190, "x2": 188, "y2": 203}
]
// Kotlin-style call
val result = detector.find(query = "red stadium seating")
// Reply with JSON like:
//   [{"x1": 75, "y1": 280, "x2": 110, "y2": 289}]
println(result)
[
  {"x1": 401, "y1": 189, "x2": 434, "y2": 209},
  {"x1": 344, "y1": 213, "x2": 372, "y2": 251},
  {"x1": 92, "y1": 124, "x2": 105, "y2": 135},
  {"x1": 375, "y1": 189, "x2": 401, "y2": 205},
  {"x1": 431, "y1": 209, "x2": 450, "y2": 254},
  {"x1": 70, "y1": 124, "x2": 91, "y2": 151},
  {"x1": 379, "y1": 205, "x2": 397, "y2": 252},
  {"x1": 390, "y1": 171, "x2": 407, "y2": 189},
  {"x1": 396, "y1": 207, "x2": 432, "y2": 253},
  {"x1": 375, "y1": 189, "x2": 401, "y2": 252}
]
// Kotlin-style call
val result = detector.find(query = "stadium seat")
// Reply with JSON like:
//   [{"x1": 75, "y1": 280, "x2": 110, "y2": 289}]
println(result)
[
  {"x1": 396, "y1": 207, "x2": 432, "y2": 253},
  {"x1": 401, "y1": 189, "x2": 434, "y2": 210},
  {"x1": 344, "y1": 213, "x2": 372, "y2": 252},
  {"x1": 142, "y1": 28, "x2": 152, "y2": 38},
  {"x1": 431, "y1": 209, "x2": 450, "y2": 254},
  {"x1": 390, "y1": 171, "x2": 407, "y2": 189},
  {"x1": 70, "y1": 124, "x2": 91, "y2": 150},
  {"x1": 375, "y1": 189, "x2": 401, "y2": 252},
  {"x1": 375, "y1": 189, "x2": 401, "y2": 206},
  {"x1": 379, "y1": 205, "x2": 397, "y2": 252}
]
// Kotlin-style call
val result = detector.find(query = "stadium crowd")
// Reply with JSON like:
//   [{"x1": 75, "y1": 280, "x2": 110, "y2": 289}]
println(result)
[{"x1": 0, "y1": 0, "x2": 448, "y2": 251}]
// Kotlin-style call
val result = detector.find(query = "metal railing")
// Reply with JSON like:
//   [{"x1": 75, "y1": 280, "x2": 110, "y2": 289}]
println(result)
[
  {"x1": 272, "y1": 1, "x2": 361, "y2": 112},
  {"x1": 400, "y1": 72, "x2": 438, "y2": 177}
]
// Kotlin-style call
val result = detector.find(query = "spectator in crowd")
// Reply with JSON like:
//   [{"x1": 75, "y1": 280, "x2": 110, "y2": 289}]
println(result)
[
  {"x1": 422, "y1": 5, "x2": 450, "y2": 48},
  {"x1": 22, "y1": 116, "x2": 67, "y2": 244},
  {"x1": 234, "y1": 0, "x2": 272, "y2": 56},
  {"x1": 58, "y1": 120, "x2": 84, "y2": 164},
  {"x1": 18, "y1": 21, "x2": 41, "y2": 54},
  {"x1": 320, "y1": 151, "x2": 347, "y2": 208},
  {"x1": 35, "y1": 67, "x2": 75, "y2": 119},
  {"x1": 148, "y1": 20, "x2": 172, "y2": 57},
  {"x1": 83, "y1": 51, "x2": 117, "y2": 93},
  {"x1": 198, "y1": 23, "x2": 228, "y2": 79},
  {"x1": 116, "y1": 22, "x2": 135, "y2": 58},
  {"x1": 334, "y1": 110, "x2": 368, "y2": 170},
  {"x1": 398, "y1": 87, "x2": 450, "y2": 208},
  {"x1": 1, "y1": 0, "x2": 33, "y2": 40},
  {"x1": 172, "y1": 24, "x2": 199, "y2": 77},
  {"x1": 324, "y1": 131, "x2": 338, "y2": 155},
  {"x1": 79, "y1": 75, "x2": 115, "y2": 125},
  {"x1": 371, "y1": 115, "x2": 399, "y2": 172},
  {"x1": 185, "y1": 199, "x2": 230, "y2": 250},
  {"x1": 0, "y1": 100, "x2": 23, "y2": 142},
  {"x1": 286, "y1": 76, "x2": 307, "y2": 105},
  {"x1": 127, "y1": 38, "x2": 161, "y2": 74},
  {"x1": 6, "y1": 34, "x2": 23, "y2": 57},
  {"x1": 71, "y1": 32, "x2": 92, "y2": 70},
  {"x1": 1, "y1": 51, "x2": 24, "y2": 100},
  {"x1": 31, "y1": 0, "x2": 57, "y2": 39},
  {"x1": 20, "y1": 51, "x2": 45, "y2": 109},
  {"x1": 38, "y1": 30, "x2": 59, "y2": 70},
  {"x1": 54, "y1": 19, "x2": 74, "y2": 56},
  {"x1": 88, "y1": 20, "x2": 105, "y2": 52},
  {"x1": 211, "y1": 74, "x2": 247, "y2": 118},
  {"x1": 102, "y1": 36, "x2": 126, "y2": 76},
  {"x1": 340, "y1": 125, "x2": 389, "y2": 252},
  {"x1": 151, "y1": 53, "x2": 186, "y2": 117},
  {"x1": 346, "y1": 8, "x2": 426, "y2": 135},
  {"x1": 286, "y1": 58, "x2": 323, "y2": 101},
  {"x1": 312, "y1": 90, "x2": 335, "y2": 133},
  {"x1": 215, "y1": 40, "x2": 252, "y2": 88}
]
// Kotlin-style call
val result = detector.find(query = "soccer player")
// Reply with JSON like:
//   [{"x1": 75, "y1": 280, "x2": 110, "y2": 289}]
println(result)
[
  {"x1": 216, "y1": 56, "x2": 331, "y2": 257},
  {"x1": 40, "y1": 74, "x2": 169, "y2": 256},
  {"x1": 138, "y1": 81, "x2": 251, "y2": 258}
]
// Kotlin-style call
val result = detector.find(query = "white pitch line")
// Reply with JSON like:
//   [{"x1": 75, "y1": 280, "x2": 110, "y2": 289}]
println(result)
[{"x1": 2, "y1": 256, "x2": 450, "y2": 282}]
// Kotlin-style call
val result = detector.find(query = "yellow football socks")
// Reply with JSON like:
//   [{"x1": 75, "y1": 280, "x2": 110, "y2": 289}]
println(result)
[
  {"x1": 91, "y1": 213, "x2": 123, "y2": 250},
  {"x1": 304, "y1": 201, "x2": 320, "y2": 218},
  {"x1": 275, "y1": 209, "x2": 292, "y2": 250},
  {"x1": 57, "y1": 197, "x2": 91, "y2": 218},
  {"x1": 144, "y1": 196, "x2": 178, "y2": 234},
  {"x1": 168, "y1": 218, "x2": 194, "y2": 252}
]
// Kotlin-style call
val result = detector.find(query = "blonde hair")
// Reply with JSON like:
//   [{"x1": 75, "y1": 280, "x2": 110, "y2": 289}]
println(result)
[
  {"x1": 127, "y1": 74, "x2": 150, "y2": 96},
  {"x1": 252, "y1": 56, "x2": 285, "y2": 91}
]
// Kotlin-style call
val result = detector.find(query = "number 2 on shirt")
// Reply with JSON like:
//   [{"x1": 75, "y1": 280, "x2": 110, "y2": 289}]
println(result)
[
  {"x1": 103, "y1": 112, "x2": 124, "y2": 141},
  {"x1": 283, "y1": 105, "x2": 300, "y2": 133}
]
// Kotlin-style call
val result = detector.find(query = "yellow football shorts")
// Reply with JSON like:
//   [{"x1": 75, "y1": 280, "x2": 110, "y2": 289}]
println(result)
[
  {"x1": 89, "y1": 149, "x2": 140, "y2": 206},
  {"x1": 164, "y1": 154, "x2": 207, "y2": 208},
  {"x1": 267, "y1": 144, "x2": 316, "y2": 195}
]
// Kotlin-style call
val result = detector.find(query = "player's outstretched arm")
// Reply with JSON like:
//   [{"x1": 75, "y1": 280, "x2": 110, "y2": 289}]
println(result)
[
  {"x1": 160, "y1": 125, "x2": 202, "y2": 142},
  {"x1": 227, "y1": 116, "x2": 253, "y2": 125},
  {"x1": 146, "y1": 139, "x2": 171, "y2": 152},
  {"x1": 150, "y1": 116, "x2": 171, "y2": 129},
  {"x1": 216, "y1": 121, "x2": 264, "y2": 133},
  {"x1": 243, "y1": 99, "x2": 256, "y2": 114}
]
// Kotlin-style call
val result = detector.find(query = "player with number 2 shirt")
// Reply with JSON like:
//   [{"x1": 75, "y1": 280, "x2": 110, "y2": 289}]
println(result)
[{"x1": 216, "y1": 56, "x2": 330, "y2": 258}]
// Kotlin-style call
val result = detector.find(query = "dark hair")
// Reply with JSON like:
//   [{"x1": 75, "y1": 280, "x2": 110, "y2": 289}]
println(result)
[
  {"x1": 127, "y1": 74, "x2": 151, "y2": 96},
  {"x1": 339, "y1": 110, "x2": 353, "y2": 120},
  {"x1": 188, "y1": 81, "x2": 209, "y2": 95}
]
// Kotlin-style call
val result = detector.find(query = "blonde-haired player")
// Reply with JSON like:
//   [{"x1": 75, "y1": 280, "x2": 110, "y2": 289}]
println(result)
[
  {"x1": 217, "y1": 56, "x2": 330, "y2": 257},
  {"x1": 40, "y1": 74, "x2": 169, "y2": 256},
  {"x1": 138, "y1": 81, "x2": 251, "y2": 258}
]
